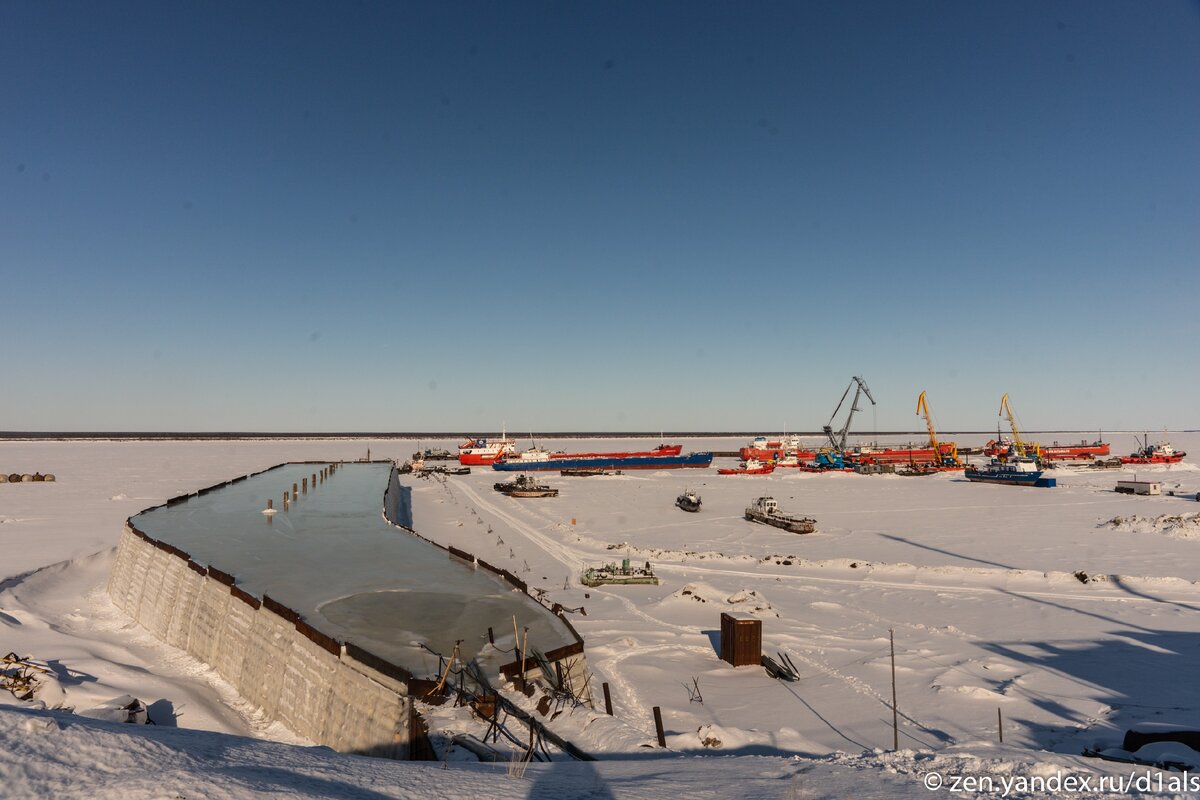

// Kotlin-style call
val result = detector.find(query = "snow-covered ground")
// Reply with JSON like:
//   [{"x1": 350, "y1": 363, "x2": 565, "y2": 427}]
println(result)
[{"x1": 3, "y1": 433, "x2": 1199, "y2": 797}]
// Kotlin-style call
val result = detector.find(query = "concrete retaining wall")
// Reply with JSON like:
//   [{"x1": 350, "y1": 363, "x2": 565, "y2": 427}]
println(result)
[
  {"x1": 107, "y1": 461, "x2": 596, "y2": 759},
  {"x1": 107, "y1": 522, "x2": 410, "y2": 759}
]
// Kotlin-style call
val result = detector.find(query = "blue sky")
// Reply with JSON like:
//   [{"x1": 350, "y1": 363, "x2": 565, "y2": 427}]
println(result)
[{"x1": 2, "y1": 1, "x2": 1198, "y2": 432}]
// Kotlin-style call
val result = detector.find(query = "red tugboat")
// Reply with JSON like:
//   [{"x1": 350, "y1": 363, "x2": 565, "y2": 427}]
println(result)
[
  {"x1": 718, "y1": 458, "x2": 776, "y2": 475},
  {"x1": 1120, "y1": 435, "x2": 1186, "y2": 465}
]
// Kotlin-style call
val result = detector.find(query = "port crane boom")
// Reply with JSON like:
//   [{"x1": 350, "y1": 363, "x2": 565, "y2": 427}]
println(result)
[
  {"x1": 916, "y1": 391, "x2": 958, "y2": 465},
  {"x1": 823, "y1": 376, "x2": 875, "y2": 455},
  {"x1": 998, "y1": 393, "x2": 1029, "y2": 458}
]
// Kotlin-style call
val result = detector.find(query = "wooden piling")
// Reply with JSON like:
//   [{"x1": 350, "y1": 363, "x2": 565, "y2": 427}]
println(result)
[
  {"x1": 652, "y1": 706, "x2": 666, "y2": 747},
  {"x1": 302, "y1": 477, "x2": 307, "y2": 494},
  {"x1": 602, "y1": 682, "x2": 613, "y2": 715},
  {"x1": 267, "y1": 498, "x2": 273, "y2": 510},
  {"x1": 487, "y1": 627, "x2": 495, "y2": 644}
]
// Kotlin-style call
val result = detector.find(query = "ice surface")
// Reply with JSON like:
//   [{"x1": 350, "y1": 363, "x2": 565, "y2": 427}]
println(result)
[{"x1": 131, "y1": 463, "x2": 576, "y2": 673}]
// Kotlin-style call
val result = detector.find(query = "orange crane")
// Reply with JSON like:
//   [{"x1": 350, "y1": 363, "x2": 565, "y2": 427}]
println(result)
[{"x1": 915, "y1": 391, "x2": 959, "y2": 465}]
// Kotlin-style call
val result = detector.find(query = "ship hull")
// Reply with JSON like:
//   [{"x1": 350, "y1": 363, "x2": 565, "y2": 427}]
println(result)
[
  {"x1": 1119, "y1": 454, "x2": 1185, "y2": 464},
  {"x1": 1039, "y1": 442, "x2": 1111, "y2": 461},
  {"x1": 744, "y1": 510, "x2": 816, "y2": 534},
  {"x1": 851, "y1": 445, "x2": 957, "y2": 465},
  {"x1": 460, "y1": 452, "x2": 502, "y2": 466},
  {"x1": 964, "y1": 468, "x2": 1056, "y2": 487},
  {"x1": 493, "y1": 452, "x2": 713, "y2": 471},
  {"x1": 553, "y1": 444, "x2": 682, "y2": 459}
]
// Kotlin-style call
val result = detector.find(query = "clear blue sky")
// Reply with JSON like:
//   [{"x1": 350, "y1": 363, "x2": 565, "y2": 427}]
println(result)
[{"x1": 3, "y1": 1, "x2": 1197, "y2": 432}]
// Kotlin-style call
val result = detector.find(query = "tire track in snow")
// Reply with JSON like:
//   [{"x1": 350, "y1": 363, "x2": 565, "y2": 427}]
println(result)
[
  {"x1": 651, "y1": 561, "x2": 1200, "y2": 608},
  {"x1": 454, "y1": 479, "x2": 583, "y2": 577},
  {"x1": 593, "y1": 642, "x2": 716, "y2": 719}
]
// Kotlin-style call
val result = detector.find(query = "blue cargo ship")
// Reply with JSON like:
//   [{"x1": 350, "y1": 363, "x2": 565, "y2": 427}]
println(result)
[
  {"x1": 964, "y1": 457, "x2": 1056, "y2": 488},
  {"x1": 492, "y1": 451, "x2": 713, "y2": 471}
]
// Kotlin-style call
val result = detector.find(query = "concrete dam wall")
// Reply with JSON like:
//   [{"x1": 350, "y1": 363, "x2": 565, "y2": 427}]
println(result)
[
  {"x1": 106, "y1": 462, "x2": 592, "y2": 758},
  {"x1": 107, "y1": 518, "x2": 413, "y2": 757}
]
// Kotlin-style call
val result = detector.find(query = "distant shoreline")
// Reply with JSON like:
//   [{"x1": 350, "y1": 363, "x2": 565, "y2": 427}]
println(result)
[{"x1": 2, "y1": 430, "x2": 1190, "y2": 442}]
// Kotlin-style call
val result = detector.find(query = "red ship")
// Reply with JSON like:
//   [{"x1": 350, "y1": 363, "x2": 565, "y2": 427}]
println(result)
[
  {"x1": 1120, "y1": 436, "x2": 1186, "y2": 465},
  {"x1": 1037, "y1": 439, "x2": 1111, "y2": 462},
  {"x1": 458, "y1": 432, "x2": 517, "y2": 465},
  {"x1": 551, "y1": 443, "x2": 682, "y2": 460},
  {"x1": 849, "y1": 444, "x2": 958, "y2": 465},
  {"x1": 739, "y1": 435, "x2": 814, "y2": 461}
]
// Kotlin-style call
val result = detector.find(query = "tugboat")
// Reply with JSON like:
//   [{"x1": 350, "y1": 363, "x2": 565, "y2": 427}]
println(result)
[
  {"x1": 1120, "y1": 435, "x2": 1186, "y2": 465},
  {"x1": 744, "y1": 496, "x2": 816, "y2": 534},
  {"x1": 493, "y1": 474, "x2": 558, "y2": 497},
  {"x1": 718, "y1": 458, "x2": 775, "y2": 475},
  {"x1": 964, "y1": 456, "x2": 1056, "y2": 488},
  {"x1": 675, "y1": 489, "x2": 702, "y2": 512}
]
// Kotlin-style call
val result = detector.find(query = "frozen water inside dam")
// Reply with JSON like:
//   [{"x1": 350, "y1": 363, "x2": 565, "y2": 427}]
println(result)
[{"x1": 131, "y1": 462, "x2": 577, "y2": 675}]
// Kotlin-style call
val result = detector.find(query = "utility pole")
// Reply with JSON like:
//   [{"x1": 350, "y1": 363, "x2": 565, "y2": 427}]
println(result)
[{"x1": 890, "y1": 628, "x2": 899, "y2": 751}]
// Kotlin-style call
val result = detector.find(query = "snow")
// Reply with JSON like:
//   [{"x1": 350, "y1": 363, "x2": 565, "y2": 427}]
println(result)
[{"x1": 2, "y1": 433, "x2": 1199, "y2": 796}]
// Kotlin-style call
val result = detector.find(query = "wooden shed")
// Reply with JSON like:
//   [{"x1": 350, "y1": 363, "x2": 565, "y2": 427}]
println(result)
[{"x1": 720, "y1": 612, "x2": 762, "y2": 667}]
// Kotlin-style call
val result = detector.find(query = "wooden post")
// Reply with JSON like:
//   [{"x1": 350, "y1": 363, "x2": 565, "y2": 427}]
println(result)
[
  {"x1": 653, "y1": 706, "x2": 666, "y2": 747},
  {"x1": 602, "y1": 682, "x2": 613, "y2": 715},
  {"x1": 302, "y1": 477, "x2": 307, "y2": 494},
  {"x1": 267, "y1": 498, "x2": 273, "y2": 510},
  {"x1": 520, "y1": 627, "x2": 529, "y2": 683},
  {"x1": 312, "y1": 472, "x2": 316, "y2": 488},
  {"x1": 998, "y1": 707, "x2": 1004, "y2": 743},
  {"x1": 890, "y1": 628, "x2": 899, "y2": 751},
  {"x1": 487, "y1": 627, "x2": 495, "y2": 645}
]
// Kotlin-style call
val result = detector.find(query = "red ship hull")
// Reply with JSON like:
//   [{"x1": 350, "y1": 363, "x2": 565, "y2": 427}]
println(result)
[
  {"x1": 551, "y1": 444, "x2": 682, "y2": 460},
  {"x1": 740, "y1": 447, "x2": 817, "y2": 461},
  {"x1": 1037, "y1": 441, "x2": 1111, "y2": 461},
  {"x1": 1119, "y1": 453, "x2": 1186, "y2": 465},
  {"x1": 460, "y1": 453, "x2": 501, "y2": 466},
  {"x1": 851, "y1": 445, "x2": 957, "y2": 465}
]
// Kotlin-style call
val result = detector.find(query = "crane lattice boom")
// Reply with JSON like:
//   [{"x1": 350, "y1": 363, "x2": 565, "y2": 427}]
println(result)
[{"x1": 822, "y1": 376, "x2": 876, "y2": 454}]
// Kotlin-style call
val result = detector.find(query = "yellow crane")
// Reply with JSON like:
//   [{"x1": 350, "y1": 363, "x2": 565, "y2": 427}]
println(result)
[
  {"x1": 915, "y1": 391, "x2": 958, "y2": 465},
  {"x1": 998, "y1": 393, "x2": 1038, "y2": 458}
]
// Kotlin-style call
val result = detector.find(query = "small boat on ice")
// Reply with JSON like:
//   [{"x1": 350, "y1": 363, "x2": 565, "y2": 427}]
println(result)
[
  {"x1": 718, "y1": 458, "x2": 775, "y2": 475},
  {"x1": 493, "y1": 474, "x2": 558, "y2": 497},
  {"x1": 675, "y1": 490, "x2": 702, "y2": 512},
  {"x1": 744, "y1": 496, "x2": 816, "y2": 534},
  {"x1": 581, "y1": 558, "x2": 659, "y2": 587}
]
